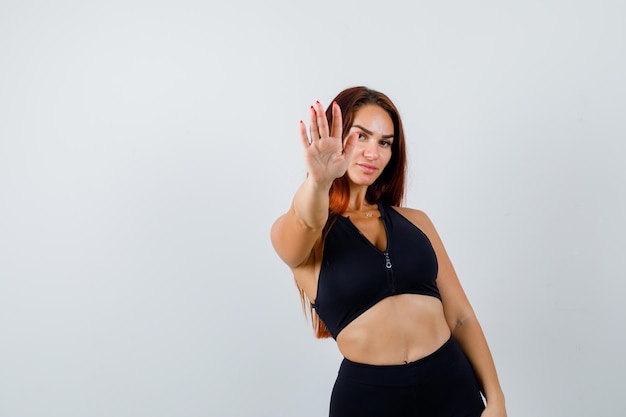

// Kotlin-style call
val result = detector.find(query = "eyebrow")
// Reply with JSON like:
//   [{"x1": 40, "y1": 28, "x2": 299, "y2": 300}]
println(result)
[{"x1": 352, "y1": 124, "x2": 394, "y2": 139}]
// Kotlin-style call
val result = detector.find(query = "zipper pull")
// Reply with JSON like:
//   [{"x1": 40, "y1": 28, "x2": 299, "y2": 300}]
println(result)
[{"x1": 383, "y1": 252, "x2": 392, "y2": 269}]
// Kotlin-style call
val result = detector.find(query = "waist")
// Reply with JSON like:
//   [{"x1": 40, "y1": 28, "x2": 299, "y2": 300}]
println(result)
[
  {"x1": 338, "y1": 336, "x2": 460, "y2": 386},
  {"x1": 336, "y1": 294, "x2": 451, "y2": 365}
]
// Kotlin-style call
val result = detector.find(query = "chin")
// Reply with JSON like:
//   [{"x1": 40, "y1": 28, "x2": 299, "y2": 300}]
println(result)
[{"x1": 348, "y1": 175, "x2": 380, "y2": 187}]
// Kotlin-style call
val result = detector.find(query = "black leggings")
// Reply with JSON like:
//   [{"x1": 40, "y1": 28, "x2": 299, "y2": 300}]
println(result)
[{"x1": 329, "y1": 337, "x2": 485, "y2": 417}]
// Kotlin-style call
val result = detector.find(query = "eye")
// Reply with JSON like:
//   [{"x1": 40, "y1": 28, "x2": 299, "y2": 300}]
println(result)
[
  {"x1": 357, "y1": 132, "x2": 367, "y2": 140},
  {"x1": 380, "y1": 139, "x2": 393, "y2": 147}
]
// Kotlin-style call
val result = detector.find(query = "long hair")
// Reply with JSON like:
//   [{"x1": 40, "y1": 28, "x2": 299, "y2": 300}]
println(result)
[{"x1": 303, "y1": 86, "x2": 408, "y2": 338}]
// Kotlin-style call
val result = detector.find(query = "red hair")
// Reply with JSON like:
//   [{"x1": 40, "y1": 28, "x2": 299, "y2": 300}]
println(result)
[{"x1": 302, "y1": 86, "x2": 408, "y2": 338}]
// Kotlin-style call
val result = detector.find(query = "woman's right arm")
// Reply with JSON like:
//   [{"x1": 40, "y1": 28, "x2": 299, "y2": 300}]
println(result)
[
  {"x1": 271, "y1": 100, "x2": 355, "y2": 268},
  {"x1": 270, "y1": 176, "x2": 333, "y2": 268}
]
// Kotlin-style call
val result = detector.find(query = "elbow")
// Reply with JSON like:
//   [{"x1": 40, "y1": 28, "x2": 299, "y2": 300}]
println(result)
[
  {"x1": 449, "y1": 311, "x2": 476, "y2": 334},
  {"x1": 270, "y1": 217, "x2": 318, "y2": 269},
  {"x1": 452, "y1": 316, "x2": 468, "y2": 332}
]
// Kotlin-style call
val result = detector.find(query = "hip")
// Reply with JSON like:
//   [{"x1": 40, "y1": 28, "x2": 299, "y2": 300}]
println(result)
[{"x1": 330, "y1": 336, "x2": 485, "y2": 417}]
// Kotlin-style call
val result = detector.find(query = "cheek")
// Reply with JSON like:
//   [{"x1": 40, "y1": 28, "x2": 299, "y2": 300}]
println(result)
[{"x1": 381, "y1": 150, "x2": 393, "y2": 168}]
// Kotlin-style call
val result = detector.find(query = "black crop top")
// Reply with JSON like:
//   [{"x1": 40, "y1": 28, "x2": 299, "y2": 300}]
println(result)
[{"x1": 312, "y1": 203, "x2": 441, "y2": 339}]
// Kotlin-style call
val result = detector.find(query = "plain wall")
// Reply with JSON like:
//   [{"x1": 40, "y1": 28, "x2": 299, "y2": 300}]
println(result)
[{"x1": 1, "y1": 1, "x2": 625, "y2": 416}]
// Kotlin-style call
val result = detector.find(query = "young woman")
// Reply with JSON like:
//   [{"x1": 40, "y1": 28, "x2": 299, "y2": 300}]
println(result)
[{"x1": 271, "y1": 86, "x2": 506, "y2": 417}]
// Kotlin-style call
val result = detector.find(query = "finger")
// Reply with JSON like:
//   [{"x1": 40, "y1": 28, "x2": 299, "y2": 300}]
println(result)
[
  {"x1": 299, "y1": 120, "x2": 310, "y2": 149},
  {"x1": 315, "y1": 101, "x2": 330, "y2": 139},
  {"x1": 342, "y1": 130, "x2": 358, "y2": 157},
  {"x1": 330, "y1": 101, "x2": 343, "y2": 139},
  {"x1": 309, "y1": 105, "x2": 320, "y2": 141}
]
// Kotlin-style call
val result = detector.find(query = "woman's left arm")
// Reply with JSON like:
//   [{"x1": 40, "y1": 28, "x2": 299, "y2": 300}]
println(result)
[{"x1": 402, "y1": 208, "x2": 507, "y2": 417}]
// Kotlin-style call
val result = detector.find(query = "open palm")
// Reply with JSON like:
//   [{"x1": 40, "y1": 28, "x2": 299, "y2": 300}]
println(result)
[{"x1": 300, "y1": 101, "x2": 356, "y2": 184}]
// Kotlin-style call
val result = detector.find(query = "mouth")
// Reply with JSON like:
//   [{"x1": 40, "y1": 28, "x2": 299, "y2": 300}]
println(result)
[{"x1": 357, "y1": 163, "x2": 377, "y2": 174}]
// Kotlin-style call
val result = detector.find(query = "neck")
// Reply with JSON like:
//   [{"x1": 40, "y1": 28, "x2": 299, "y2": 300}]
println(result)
[
  {"x1": 348, "y1": 183, "x2": 370, "y2": 210},
  {"x1": 346, "y1": 201, "x2": 378, "y2": 218},
  {"x1": 347, "y1": 187, "x2": 378, "y2": 217}
]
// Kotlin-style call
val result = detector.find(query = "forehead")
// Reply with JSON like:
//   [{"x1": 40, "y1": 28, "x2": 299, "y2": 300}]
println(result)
[{"x1": 352, "y1": 104, "x2": 394, "y2": 134}]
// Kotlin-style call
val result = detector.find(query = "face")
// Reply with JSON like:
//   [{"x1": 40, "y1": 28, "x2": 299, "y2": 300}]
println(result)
[{"x1": 345, "y1": 104, "x2": 395, "y2": 186}]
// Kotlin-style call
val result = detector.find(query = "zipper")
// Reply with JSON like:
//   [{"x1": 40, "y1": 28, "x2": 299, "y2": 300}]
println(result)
[
  {"x1": 380, "y1": 206, "x2": 395, "y2": 293},
  {"x1": 342, "y1": 203, "x2": 396, "y2": 292},
  {"x1": 383, "y1": 251, "x2": 395, "y2": 293}
]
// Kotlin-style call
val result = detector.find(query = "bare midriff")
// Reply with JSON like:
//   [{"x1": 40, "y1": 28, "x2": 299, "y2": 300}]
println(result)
[{"x1": 335, "y1": 293, "x2": 451, "y2": 366}]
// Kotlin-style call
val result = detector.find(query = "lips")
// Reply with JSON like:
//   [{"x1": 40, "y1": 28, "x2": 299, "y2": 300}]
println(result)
[{"x1": 357, "y1": 163, "x2": 377, "y2": 174}]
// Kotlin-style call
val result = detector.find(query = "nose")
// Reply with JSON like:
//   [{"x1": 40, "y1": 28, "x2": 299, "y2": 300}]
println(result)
[{"x1": 363, "y1": 140, "x2": 380, "y2": 160}]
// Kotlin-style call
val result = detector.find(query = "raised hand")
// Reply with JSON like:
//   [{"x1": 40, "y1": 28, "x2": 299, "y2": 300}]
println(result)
[{"x1": 300, "y1": 100, "x2": 356, "y2": 185}]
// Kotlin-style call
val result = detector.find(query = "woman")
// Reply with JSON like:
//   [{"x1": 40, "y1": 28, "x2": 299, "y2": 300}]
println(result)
[{"x1": 270, "y1": 86, "x2": 506, "y2": 417}]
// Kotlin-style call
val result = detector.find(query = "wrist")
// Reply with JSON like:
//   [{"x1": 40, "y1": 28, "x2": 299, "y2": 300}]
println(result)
[{"x1": 305, "y1": 175, "x2": 334, "y2": 193}]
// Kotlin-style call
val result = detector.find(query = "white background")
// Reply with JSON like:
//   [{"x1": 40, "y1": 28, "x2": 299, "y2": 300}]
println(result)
[{"x1": 1, "y1": 1, "x2": 625, "y2": 416}]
